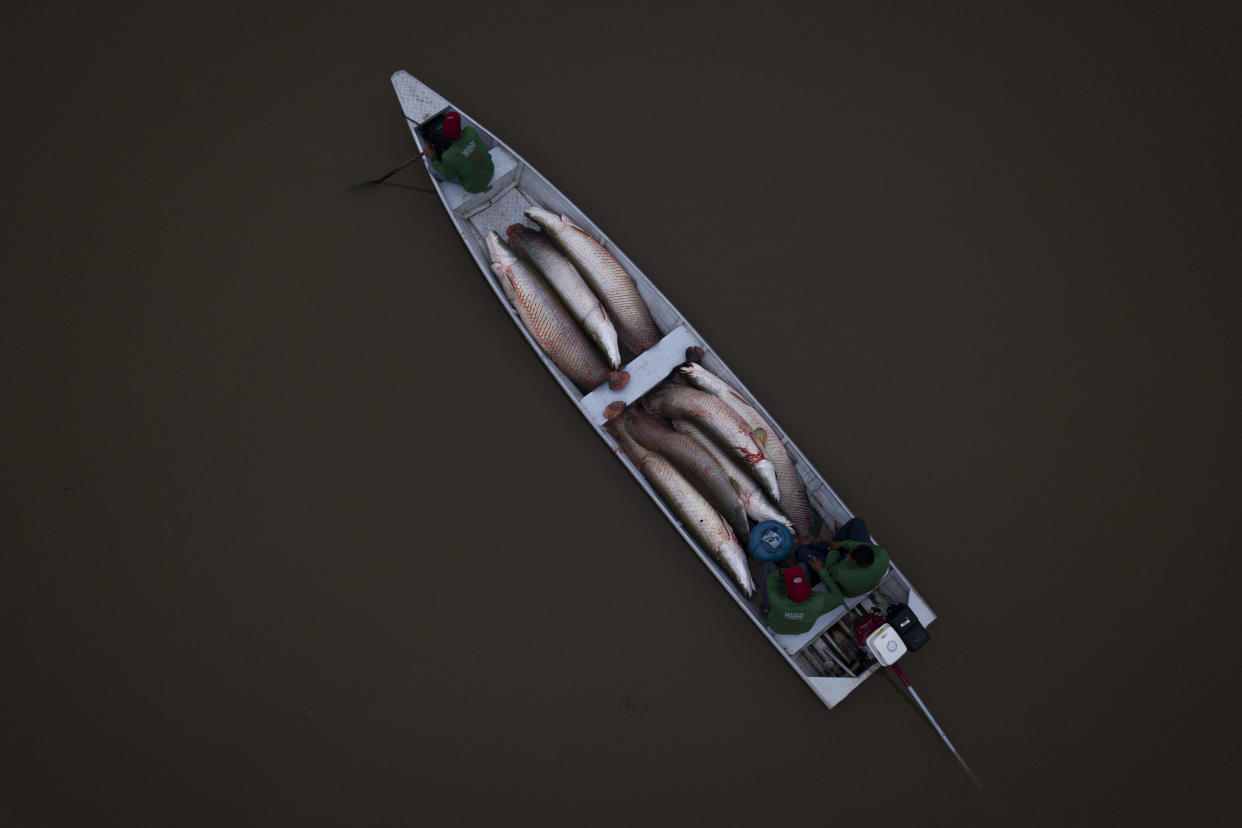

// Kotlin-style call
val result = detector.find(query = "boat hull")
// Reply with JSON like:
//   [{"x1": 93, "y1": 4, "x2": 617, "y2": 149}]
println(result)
[{"x1": 391, "y1": 70, "x2": 936, "y2": 708}]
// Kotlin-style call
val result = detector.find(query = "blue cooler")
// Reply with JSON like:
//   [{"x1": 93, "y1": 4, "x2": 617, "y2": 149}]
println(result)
[{"x1": 747, "y1": 521, "x2": 792, "y2": 562}]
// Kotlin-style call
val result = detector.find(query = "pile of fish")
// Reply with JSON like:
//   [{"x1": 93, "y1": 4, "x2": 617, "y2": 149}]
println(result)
[
  {"x1": 486, "y1": 206, "x2": 661, "y2": 392},
  {"x1": 486, "y1": 204, "x2": 821, "y2": 599},
  {"x1": 614, "y1": 366, "x2": 823, "y2": 597}
]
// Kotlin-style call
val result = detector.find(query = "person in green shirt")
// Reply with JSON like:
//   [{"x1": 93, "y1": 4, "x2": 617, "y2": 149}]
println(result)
[
  {"x1": 761, "y1": 559, "x2": 844, "y2": 635},
  {"x1": 795, "y1": 517, "x2": 890, "y2": 597},
  {"x1": 421, "y1": 111, "x2": 495, "y2": 194}
]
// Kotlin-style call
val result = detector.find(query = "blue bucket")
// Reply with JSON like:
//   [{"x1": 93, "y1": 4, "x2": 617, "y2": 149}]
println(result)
[{"x1": 747, "y1": 521, "x2": 792, "y2": 562}]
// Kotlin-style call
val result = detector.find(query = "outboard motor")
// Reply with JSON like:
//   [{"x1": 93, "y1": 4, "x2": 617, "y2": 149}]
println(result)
[
  {"x1": 886, "y1": 602, "x2": 930, "y2": 651},
  {"x1": 850, "y1": 608, "x2": 967, "y2": 776},
  {"x1": 852, "y1": 609, "x2": 886, "y2": 647},
  {"x1": 852, "y1": 610, "x2": 906, "y2": 666}
]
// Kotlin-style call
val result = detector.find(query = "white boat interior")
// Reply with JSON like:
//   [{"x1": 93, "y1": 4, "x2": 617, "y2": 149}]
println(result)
[{"x1": 392, "y1": 71, "x2": 936, "y2": 708}]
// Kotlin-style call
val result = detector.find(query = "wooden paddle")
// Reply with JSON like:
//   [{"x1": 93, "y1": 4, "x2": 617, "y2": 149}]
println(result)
[{"x1": 349, "y1": 156, "x2": 436, "y2": 194}]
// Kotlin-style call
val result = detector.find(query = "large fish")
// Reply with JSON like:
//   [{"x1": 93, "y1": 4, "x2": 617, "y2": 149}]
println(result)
[
  {"x1": 623, "y1": 407, "x2": 751, "y2": 538},
  {"x1": 643, "y1": 384, "x2": 780, "y2": 504},
  {"x1": 671, "y1": 418, "x2": 793, "y2": 532},
  {"x1": 607, "y1": 413, "x2": 753, "y2": 597},
  {"x1": 506, "y1": 224, "x2": 623, "y2": 369},
  {"x1": 486, "y1": 231, "x2": 628, "y2": 392},
  {"x1": 524, "y1": 207, "x2": 660, "y2": 356},
  {"x1": 678, "y1": 363, "x2": 820, "y2": 540}
]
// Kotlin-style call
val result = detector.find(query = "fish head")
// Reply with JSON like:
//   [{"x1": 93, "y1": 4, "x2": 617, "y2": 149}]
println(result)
[
  {"x1": 486, "y1": 230, "x2": 517, "y2": 267},
  {"x1": 490, "y1": 262, "x2": 517, "y2": 301},
  {"x1": 524, "y1": 207, "x2": 571, "y2": 234},
  {"x1": 481, "y1": 229, "x2": 516, "y2": 271},
  {"x1": 505, "y1": 223, "x2": 534, "y2": 245}
]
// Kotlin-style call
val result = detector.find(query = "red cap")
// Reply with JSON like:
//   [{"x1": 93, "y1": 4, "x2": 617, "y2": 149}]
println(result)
[
  {"x1": 784, "y1": 566, "x2": 810, "y2": 603},
  {"x1": 442, "y1": 111, "x2": 462, "y2": 140}
]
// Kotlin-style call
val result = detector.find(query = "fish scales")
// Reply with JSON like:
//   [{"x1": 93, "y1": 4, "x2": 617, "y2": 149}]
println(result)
[
  {"x1": 486, "y1": 231, "x2": 620, "y2": 392},
  {"x1": 625, "y1": 408, "x2": 751, "y2": 538},
  {"x1": 679, "y1": 363, "x2": 821, "y2": 540},
  {"x1": 644, "y1": 385, "x2": 781, "y2": 504},
  {"x1": 672, "y1": 419, "x2": 793, "y2": 531},
  {"x1": 506, "y1": 224, "x2": 623, "y2": 369},
  {"x1": 525, "y1": 207, "x2": 660, "y2": 356},
  {"x1": 608, "y1": 414, "x2": 754, "y2": 596}
]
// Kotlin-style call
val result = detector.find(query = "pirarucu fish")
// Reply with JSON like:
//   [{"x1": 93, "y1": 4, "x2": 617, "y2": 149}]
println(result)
[
  {"x1": 506, "y1": 223, "x2": 623, "y2": 370},
  {"x1": 486, "y1": 231, "x2": 627, "y2": 392},
  {"x1": 643, "y1": 384, "x2": 780, "y2": 504},
  {"x1": 671, "y1": 418, "x2": 793, "y2": 532},
  {"x1": 679, "y1": 363, "x2": 820, "y2": 540},
  {"x1": 623, "y1": 407, "x2": 750, "y2": 538},
  {"x1": 525, "y1": 207, "x2": 660, "y2": 357},
  {"x1": 608, "y1": 411, "x2": 754, "y2": 596}
]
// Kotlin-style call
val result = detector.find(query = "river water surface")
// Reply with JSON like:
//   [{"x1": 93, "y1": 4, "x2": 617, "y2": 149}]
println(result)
[{"x1": 3, "y1": 3, "x2": 1239, "y2": 825}]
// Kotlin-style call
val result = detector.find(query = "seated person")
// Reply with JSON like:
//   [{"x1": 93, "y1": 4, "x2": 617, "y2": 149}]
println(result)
[
  {"x1": 422, "y1": 111, "x2": 495, "y2": 194},
  {"x1": 795, "y1": 517, "x2": 890, "y2": 597},
  {"x1": 760, "y1": 559, "x2": 843, "y2": 635}
]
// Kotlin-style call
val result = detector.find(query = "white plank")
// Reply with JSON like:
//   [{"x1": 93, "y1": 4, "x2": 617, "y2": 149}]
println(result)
[{"x1": 580, "y1": 325, "x2": 701, "y2": 425}]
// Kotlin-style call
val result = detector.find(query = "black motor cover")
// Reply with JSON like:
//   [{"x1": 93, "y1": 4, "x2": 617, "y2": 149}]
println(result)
[
  {"x1": 886, "y1": 603, "x2": 930, "y2": 651},
  {"x1": 418, "y1": 110, "x2": 454, "y2": 157}
]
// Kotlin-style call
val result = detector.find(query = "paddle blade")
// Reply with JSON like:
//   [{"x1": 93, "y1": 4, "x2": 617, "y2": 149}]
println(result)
[{"x1": 349, "y1": 155, "x2": 425, "y2": 191}]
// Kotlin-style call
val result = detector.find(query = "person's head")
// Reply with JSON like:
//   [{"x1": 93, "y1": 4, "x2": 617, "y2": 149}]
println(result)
[
  {"x1": 784, "y1": 566, "x2": 811, "y2": 603},
  {"x1": 846, "y1": 544, "x2": 875, "y2": 568},
  {"x1": 442, "y1": 111, "x2": 462, "y2": 140}
]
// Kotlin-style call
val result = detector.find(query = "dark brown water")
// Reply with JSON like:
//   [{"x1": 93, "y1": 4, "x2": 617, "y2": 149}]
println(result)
[{"x1": 3, "y1": 3, "x2": 1240, "y2": 825}]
